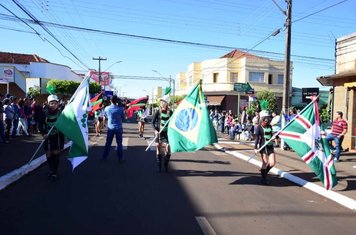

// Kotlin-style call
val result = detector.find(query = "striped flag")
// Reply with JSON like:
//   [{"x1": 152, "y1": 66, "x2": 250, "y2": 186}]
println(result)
[
  {"x1": 90, "y1": 92, "x2": 103, "y2": 111},
  {"x1": 126, "y1": 96, "x2": 148, "y2": 118},
  {"x1": 278, "y1": 97, "x2": 337, "y2": 190}
]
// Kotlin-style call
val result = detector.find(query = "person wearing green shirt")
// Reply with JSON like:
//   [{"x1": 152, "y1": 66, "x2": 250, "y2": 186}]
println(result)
[{"x1": 254, "y1": 112, "x2": 276, "y2": 185}]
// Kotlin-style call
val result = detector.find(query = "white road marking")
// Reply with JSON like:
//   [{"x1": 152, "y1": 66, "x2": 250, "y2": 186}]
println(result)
[
  {"x1": 195, "y1": 216, "x2": 217, "y2": 235},
  {"x1": 122, "y1": 138, "x2": 128, "y2": 150},
  {"x1": 214, "y1": 143, "x2": 356, "y2": 211}
]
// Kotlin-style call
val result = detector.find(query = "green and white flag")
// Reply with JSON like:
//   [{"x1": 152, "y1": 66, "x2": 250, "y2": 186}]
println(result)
[
  {"x1": 55, "y1": 74, "x2": 91, "y2": 170},
  {"x1": 168, "y1": 81, "x2": 217, "y2": 153},
  {"x1": 279, "y1": 97, "x2": 337, "y2": 190}
]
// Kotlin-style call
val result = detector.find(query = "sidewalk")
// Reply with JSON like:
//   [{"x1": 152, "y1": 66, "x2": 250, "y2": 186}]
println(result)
[{"x1": 215, "y1": 132, "x2": 356, "y2": 211}]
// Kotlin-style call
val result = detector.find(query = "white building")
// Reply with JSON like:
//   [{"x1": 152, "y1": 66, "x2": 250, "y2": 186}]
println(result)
[{"x1": 0, "y1": 52, "x2": 82, "y2": 97}]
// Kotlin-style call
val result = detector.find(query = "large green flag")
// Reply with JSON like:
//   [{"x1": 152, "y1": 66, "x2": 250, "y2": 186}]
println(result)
[
  {"x1": 279, "y1": 97, "x2": 337, "y2": 190},
  {"x1": 55, "y1": 74, "x2": 91, "y2": 170},
  {"x1": 168, "y1": 81, "x2": 217, "y2": 153}
]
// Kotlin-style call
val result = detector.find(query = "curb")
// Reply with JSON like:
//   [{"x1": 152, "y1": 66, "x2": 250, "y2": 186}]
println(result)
[
  {"x1": 0, "y1": 142, "x2": 72, "y2": 191},
  {"x1": 214, "y1": 143, "x2": 356, "y2": 212}
]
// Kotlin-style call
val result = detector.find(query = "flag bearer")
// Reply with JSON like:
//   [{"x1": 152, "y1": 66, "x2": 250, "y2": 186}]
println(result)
[
  {"x1": 42, "y1": 94, "x2": 64, "y2": 181},
  {"x1": 254, "y1": 111, "x2": 276, "y2": 185},
  {"x1": 152, "y1": 95, "x2": 173, "y2": 173},
  {"x1": 137, "y1": 108, "x2": 146, "y2": 138}
]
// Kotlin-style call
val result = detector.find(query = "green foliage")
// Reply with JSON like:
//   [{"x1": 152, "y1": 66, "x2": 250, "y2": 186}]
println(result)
[
  {"x1": 46, "y1": 79, "x2": 101, "y2": 95},
  {"x1": 248, "y1": 90, "x2": 278, "y2": 115},
  {"x1": 27, "y1": 86, "x2": 41, "y2": 98},
  {"x1": 89, "y1": 82, "x2": 101, "y2": 94},
  {"x1": 320, "y1": 106, "x2": 331, "y2": 124},
  {"x1": 256, "y1": 90, "x2": 278, "y2": 112},
  {"x1": 171, "y1": 95, "x2": 185, "y2": 104}
]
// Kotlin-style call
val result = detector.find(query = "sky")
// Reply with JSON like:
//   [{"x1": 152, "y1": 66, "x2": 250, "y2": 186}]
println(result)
[{"x1": 1, "y1": 0, "x2": 355, "y2": 98}]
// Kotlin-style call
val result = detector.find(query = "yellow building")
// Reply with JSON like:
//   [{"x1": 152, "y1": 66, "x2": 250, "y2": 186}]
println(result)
[
  {"x1": 317, "y1": 32, "x2": 356, "y2": 150},
  {"x1": 176, "y1": 49, "x2": 290, "y2": 114}
]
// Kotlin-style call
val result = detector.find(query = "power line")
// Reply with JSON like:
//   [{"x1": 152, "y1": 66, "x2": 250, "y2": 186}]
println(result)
[
  {"x1": 0, "y1": 13, "x2": 334, "y2": 65},
  {"x1": 10, "y1": 0, "x2": 90, "y2": 69},
  {"x1": 293, "y1": 0, "x2": 349, "y2": 23}
]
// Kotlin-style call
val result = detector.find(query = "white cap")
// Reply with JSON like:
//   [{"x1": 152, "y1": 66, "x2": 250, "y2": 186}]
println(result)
[
  {"x1": 160, "y1": 94, "x2": 170, "y2": 104},
  {"x1": 259, "y1": 110, "x2": 270, "y2": 117},
  {"x1": 47, "y1": 94, "x2": 59, "y2": 103}
]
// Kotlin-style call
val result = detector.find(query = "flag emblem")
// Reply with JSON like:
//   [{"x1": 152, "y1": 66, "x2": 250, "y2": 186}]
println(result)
[{"x1": 168, "y1": 81, "x2": 217, "y2": 153}]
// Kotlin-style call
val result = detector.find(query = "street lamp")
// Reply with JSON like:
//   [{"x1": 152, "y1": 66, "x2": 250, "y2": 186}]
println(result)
[
  {"x1": 152, "y1": 70, "x2": 175, "y2": 98},
  {"x1": 143, "y1": 89, "x2": 154, "y2": 115},
  {"x1": 118, "y1": 84, "x2": 128, "y2": 97},
  {"x1": 104, "y1": 60, "x2": 122, "y2": 72}
]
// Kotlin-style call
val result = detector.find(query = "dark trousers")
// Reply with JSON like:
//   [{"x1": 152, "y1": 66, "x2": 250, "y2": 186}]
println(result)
[
  {"x1": 5, "y1": 119, "x2": 12, "y2": 141},
  {"x1": 0, "y1": 121, "x2": 5, "y2": 142},
  {"x1": 102, "y1": 128, "x2": 123, "y2": 160}
]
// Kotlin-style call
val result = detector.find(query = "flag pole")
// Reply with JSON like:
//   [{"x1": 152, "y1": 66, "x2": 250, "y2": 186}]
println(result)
[
  {"x1": 27, "y1": 73, "x2": 91, "y2": 164},
  {"x1": 145, "y1": 117, "x2": 171, "y2": 151},
  {"x1": 27, "y1": 126, "x2": 55, "y2": 164},
  {"x1": 248, "y1": 96, "x2": 318, "y2": 161},
  {"x1": 146, "y1": 80, "x2": 203, "y2": 152}
]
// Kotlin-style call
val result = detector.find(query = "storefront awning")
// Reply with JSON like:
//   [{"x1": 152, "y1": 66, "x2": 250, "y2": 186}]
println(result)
[
  {"x1": 206, "y1": 95, "x2": 225, "y2": 106},
  {"x1": 317, "y1": 71, "x2": 356, "y2": 86},
  {"x1": 344, "y1": 82, "x2": 356, "y2": 88}
]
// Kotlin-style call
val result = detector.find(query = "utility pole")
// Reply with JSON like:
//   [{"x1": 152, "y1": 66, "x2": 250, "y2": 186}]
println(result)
[
  {"x1": 170, "y1": 75, "x2": 175, "y2": 98},
  {"x1": 282, "y1": 0, "x2": 292, "y2": 118},
  {"x1": 93, "y1": 56, "x2": 107, "y2": 90}
]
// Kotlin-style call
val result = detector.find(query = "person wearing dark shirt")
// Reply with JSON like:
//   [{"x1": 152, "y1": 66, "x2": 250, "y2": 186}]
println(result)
[
  {"x1": 152, "y1": 95, "x2": 173, "y2": 173},
  {"x1": 42, "y1": 95, "x2": 64, "y2": 181},
  {"x1": 254, "y1": 113, "x2": 276, "y2": 185}
]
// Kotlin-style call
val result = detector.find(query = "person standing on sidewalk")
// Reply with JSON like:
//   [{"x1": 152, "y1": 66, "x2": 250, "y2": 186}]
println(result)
[
  {"x1": 102, "y1": 95, "x2": 126, "y2": 163},
  {"x1": 16, "y1": 99, "x2": 30, "y2": 136},
  {"x1": 11, "y1": 97, "x2": 20, "y2": 137},
  {"x1": 254, "y1": 112, "x2": 276, "y2": 185},
  {"x1": 326, "y1": 111, "x2": 348, "y2": 161},
  {"x1": 3, "y1": 98, "x2": 14, "y2": 143},
  {"x1": 0, "y1": 95, "x2": 7, "y2": 143},
  {"x1": 42, "y1": 95, "x2": 64, "y2": 181},
  {"x1": 152, "y1": 95, "x2": 173, "y2": 173}
]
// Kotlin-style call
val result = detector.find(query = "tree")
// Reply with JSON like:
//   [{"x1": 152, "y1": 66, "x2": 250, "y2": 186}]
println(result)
[
  {"x1": 249, "y1": 90, "x2": 278, "y2": 115},
  {"x1": 27, "y1": 86, "x2": 41, "y2": 98},
  {"x1": 46, "y1": 79, "x2": 101, "y2": 96}
]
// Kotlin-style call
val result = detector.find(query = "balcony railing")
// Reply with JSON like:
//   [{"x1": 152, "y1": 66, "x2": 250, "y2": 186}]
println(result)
[{"x1": 202, "y1": 82, "x2": 285, "y2": 94}]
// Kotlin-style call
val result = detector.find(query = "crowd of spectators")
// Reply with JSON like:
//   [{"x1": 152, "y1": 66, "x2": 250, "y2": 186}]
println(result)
[{"x1": 0, "y1": 93, "x2": 66, "y2": 144}]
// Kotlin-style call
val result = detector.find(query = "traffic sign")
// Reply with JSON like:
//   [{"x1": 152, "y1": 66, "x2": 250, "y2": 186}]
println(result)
[{"x1": 234, "y1": 82, "x2": 254, "y2": 93}]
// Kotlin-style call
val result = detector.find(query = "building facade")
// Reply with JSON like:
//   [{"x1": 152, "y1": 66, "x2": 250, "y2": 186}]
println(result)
[
  {"x1": 317, "y1": 32, "x2": 356, "y2": 150},
  {"x1": 176, "y1": 49, "x2": 291, "y2": 115},
  {"x1": 0, "y1": 52, "x2": 82, "y2": 97}
]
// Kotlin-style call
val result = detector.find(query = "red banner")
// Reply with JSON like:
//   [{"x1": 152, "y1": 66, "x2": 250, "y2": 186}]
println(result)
[{"x1": 90, "y1": 71, "x2": 111, "y2": 86}]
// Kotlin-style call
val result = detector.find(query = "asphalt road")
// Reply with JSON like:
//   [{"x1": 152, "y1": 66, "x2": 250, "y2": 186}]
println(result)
[{"x1": 1, "y1": 122, "x2": 356, "y2": 235}]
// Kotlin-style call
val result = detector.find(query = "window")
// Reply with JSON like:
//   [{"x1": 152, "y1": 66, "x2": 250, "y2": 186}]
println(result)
[
  {"x1": 277, "y1": 74, "x2": 284, "y2": 84},
  {"x1": 230, "y1": 72, "x2": 238, "y2": 83},
  {"x1": 213, "y1": 73, "x2": 218, "y2": 83},
  {"x1": 268, "y1": 74, "x2": 273, "y2": 84},
  {"x1": 249, "y1": 72, "x2": 264, "y2": 83}
]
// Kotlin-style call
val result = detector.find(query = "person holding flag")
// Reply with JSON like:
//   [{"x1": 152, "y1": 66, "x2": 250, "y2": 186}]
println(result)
[
  {"x1": 137, "y1": 107, "x2": 147, "y2": 138},
  {"x1": 94, "y1": 107, "x2": 105, "y2": 137},
  {"x1": 42, "y1": 94, "x2": 64, "y2": 181},
  {"x1": 152, "y1": 95, "x2": 173, "y2": 172},
  {"x1": 254, "y1": 109, "x2": 276, "y2": 185}
]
